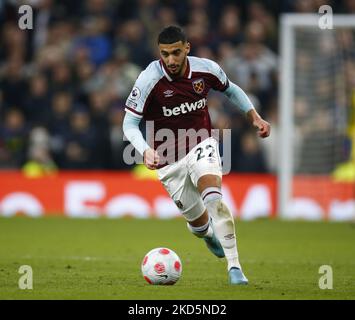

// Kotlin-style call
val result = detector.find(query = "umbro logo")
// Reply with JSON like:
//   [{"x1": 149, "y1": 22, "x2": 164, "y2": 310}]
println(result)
[
  {"x1": 164, "y1": 89, "x2": 174, "y2": 97},
  {"x1": 224, "y1": 234, "x2": 235, "y2": 240}
]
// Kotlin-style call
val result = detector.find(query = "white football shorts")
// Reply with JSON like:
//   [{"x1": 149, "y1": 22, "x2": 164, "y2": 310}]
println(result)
[{"x1": 157, "y1": 136, "x2": 222, "y2": 222}]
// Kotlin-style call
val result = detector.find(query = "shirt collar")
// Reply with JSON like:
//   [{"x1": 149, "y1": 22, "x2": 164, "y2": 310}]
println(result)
[{"x1": 160, "y1": 57, "x2": 191, "y2": 82}]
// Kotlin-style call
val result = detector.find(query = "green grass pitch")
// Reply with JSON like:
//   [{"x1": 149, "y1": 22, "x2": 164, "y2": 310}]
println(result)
[{"x1": 0, "y1": 217, "x2": 354, "y2": 300}]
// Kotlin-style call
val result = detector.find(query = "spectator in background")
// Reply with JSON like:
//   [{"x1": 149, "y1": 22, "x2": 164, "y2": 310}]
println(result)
[
  {"x1": 298, "y1": 109, "x2": 344, "y2": 174},
  {"x1": 83, "y1": 0, "x2": 114, "y2": 25},
  {"x1": 136, "y1": 0, "x2": 160, "y2": 47},
  {"x1": 83, "y1": 47, "x2": 141, "y2": 103},
  {"x1": 232, "y1": 130, "x2": 268, "y2": 173},
  {"x1": 0, "y1": 90, "x2": 4, "y2": 118},
  {"x1": 89, "y1": 91, "x2": 110, "y2": 131},
  {"x1": 185, "y1": 7, "x2": 210, "y2": 55},
  {"x1": 114, "y1": 19, "x2": 154, "y2": 68},
  {"x1": 341, "y1": 0, "x2": 355, "y2": 12},
  {"x1": 155, "y1": 6, "x2": 178, "y2": 34},
  {"x1": 73, "y1": 17, "x2": 112, "y2": 67},
  {"x1": 229, "y1": 113, "x2": 251, "y2": 171},
  {"x1": 1, "y1": 22, "x2": 27, "y2": 62},
  {"x1": 1, "y1": 56, "x2": 27, "y2": 110},
  {"x1": 217, "y1": 41, "x2": 236, "y2": 62},
  {"x1": 0, "y1": 1, "x2": 4, "y2": 22},
  {"x1": 194, "y1": 45, "x2": 215, "y2": 60},
  {"x1": 22, "y1": 126, "x2": 57, "y2": 178},
  {"x1": 34, "y1": 19, "x2": 74, "y2": 72},
  {"x1": 49, "y1": 61, "x2": 73, "y2": 92},
  {"x1": 88, "y1": 90, "x2": 111, "y2": 168},
  {"x1": 209, "y1": 4, "x2": 242, "y2": 51},
  {"x1": 108, "y1": 106, "x2": 130, "y2": 170},
  {"x1": 222, "y1": 19, "x2": 278, "y2": 116},
  {"x1": 24, "y1": 73, "x2": 51, "y2": 127},
  {"x1": 48, "y1": 91, "x2": 73, "y2": 166},
  {"x1": 293, "y1": 0, "x2": 318, "y2": 13},
  {"x1": 73, "y1": 58, "x2": 95, "y2": 101},
  {"x1": 31, "y1": 0, "x2": 58, "y2": 55},
  {"x1": 0, "y1": 109, "x2": 28, "y2": 168},
  {"x1": 109, "y1": 46, "x2": 142, "y2": 101},
  {"x1": 247, "y1": 1, "x2": 277, "y2": 50},
  {"x1": 62, "y1": 107, "x2": 99, "y2": 169}
]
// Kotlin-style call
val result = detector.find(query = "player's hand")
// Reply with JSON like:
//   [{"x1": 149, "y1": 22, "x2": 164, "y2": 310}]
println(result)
[
  {"x1": 143, "y1": 148, "x2": 160, "y2": 170},
  {"x1": 252, "y1": 118, "x2": 271, "y2": 138},
  {"x1": 247, "y1": 109, "x2": 271, "y2": 138}
]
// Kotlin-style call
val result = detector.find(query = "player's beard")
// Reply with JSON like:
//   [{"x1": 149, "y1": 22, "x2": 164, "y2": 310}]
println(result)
[
  {"x1": 168, "y1": 65, "x2": 180, "y2": 75},
  {"x1": 167, "y1": 55, "x2": 187, "y2": 77}
]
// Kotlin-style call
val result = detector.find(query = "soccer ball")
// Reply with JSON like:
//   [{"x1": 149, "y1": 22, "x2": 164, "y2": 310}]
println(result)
[{"x1": 141, "y1": 247, "x2": 182, "y2": 285}]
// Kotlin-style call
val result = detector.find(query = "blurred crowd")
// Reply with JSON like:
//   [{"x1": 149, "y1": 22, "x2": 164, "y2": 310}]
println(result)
[{"x1": 0, "y1": 0, "x2": 354, "y2": 174}]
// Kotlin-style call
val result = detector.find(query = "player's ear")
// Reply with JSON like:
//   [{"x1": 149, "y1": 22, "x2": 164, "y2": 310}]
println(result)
[{"x1": 185, "y1": 42, "x2": 191, "y2": 54}]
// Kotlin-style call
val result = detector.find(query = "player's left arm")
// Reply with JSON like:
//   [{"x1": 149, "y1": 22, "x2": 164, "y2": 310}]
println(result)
[
  {"x1": 205, "y1": 58, "x2": 270, "y2": 138},
  {"x1": 223, "y1": 81, "x2": 271, "y2": 138}
]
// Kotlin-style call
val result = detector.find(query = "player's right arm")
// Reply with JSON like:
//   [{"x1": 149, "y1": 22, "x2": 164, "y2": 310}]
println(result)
[
  {"x1": 122, "y1": 113, "x2": 159, "y2": 169},
  {"x1": 123, "y1": 62, "x2": 162, "y2": 169}
]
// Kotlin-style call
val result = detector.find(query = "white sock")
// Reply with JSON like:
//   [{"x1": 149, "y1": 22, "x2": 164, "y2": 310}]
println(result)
[
  {"x1": 202, "y1": 188, "x2": 242, "y2": 271},
  {"x1": 187, "y1": 218, "x2": 214, "y2": 239},
  {"x1": 212, "y1": 201, "x2": 241, "y2": 270}
]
